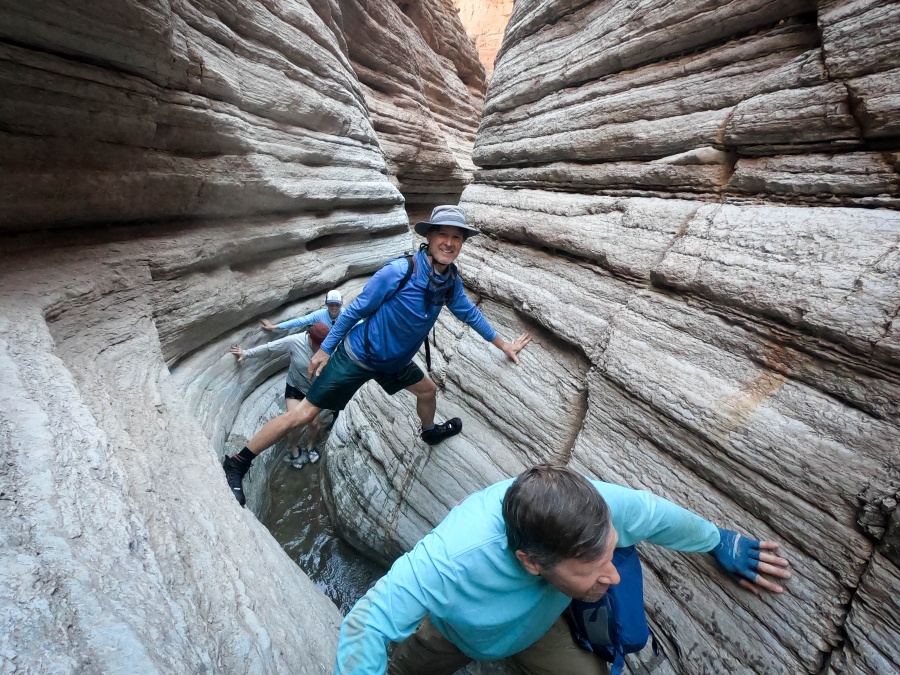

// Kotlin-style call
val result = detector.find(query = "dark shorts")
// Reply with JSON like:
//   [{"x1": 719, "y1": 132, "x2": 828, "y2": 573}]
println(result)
[
  {"x1": 284, "y1": 382, "x2": 306, "y2": 402},
  {"x1": 305, "y1": 341, "x2": 425, "y2": 411}
]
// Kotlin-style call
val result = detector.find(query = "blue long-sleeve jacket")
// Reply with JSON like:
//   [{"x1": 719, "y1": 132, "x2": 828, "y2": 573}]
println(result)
[
  {"x1": 277, "y1": 306, "x2": 341, "y2": 331},
  {"x1": 320, "y1": 250, "x2": 497, "y2": 372},
  {"x1": 334, "y1": 478, "x2": 720, "y2": 674}
]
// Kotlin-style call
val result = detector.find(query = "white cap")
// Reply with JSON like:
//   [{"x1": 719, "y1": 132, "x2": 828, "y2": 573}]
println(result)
[{"x1": 325, "y1": 290, "x2": 343, "y2": 305}]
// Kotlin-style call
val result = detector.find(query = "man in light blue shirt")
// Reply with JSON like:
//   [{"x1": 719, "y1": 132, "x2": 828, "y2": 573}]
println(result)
[
  {"x1": 336, "y1": 465, "x2": 792, "y2": 674},
  {"x1": 260, "y1": 289, "x2": 344, "y2": 331}
]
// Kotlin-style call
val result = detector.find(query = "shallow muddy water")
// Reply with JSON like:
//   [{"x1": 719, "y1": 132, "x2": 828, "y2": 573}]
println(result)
[{"x1": 265, "y1": 455, "x2": 386, "y2": 615}]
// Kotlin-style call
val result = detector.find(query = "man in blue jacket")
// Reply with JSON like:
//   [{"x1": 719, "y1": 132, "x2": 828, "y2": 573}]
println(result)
[
  {"x1": 222, "y1": 205, "x2": 531, "y2": 505},
  {"x1": 336, "y1": 465, "x2": 793, "y2": 674}
]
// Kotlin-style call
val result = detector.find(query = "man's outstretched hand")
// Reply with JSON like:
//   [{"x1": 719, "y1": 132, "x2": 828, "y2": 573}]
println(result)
[
  {"x1": 494, "y1": 332, "x2": 533, "y2": 365},
  {"x1": 308, "y1": 349, "x2": 330, "y2": 378},
  {"x1": 230, "y1": 345, "x2": 245, "y2": 362},
  {"x1": 711, "y1": 527, "x2": 791, "y2": 595},
  {"x1": 260, "y1": 319, "x2": 279, "y2": 331}
]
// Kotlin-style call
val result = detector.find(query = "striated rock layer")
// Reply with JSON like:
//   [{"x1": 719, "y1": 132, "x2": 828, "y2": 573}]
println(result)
[
  {"x1": 323, "y1": 1, "x2": 900, "y2": 673},
  {"x1": 0, "y1": 0, "x2": 484, "y2": 668},
  {"x1": 342, "y1": 0, "x2": 487, "y2": 209}
]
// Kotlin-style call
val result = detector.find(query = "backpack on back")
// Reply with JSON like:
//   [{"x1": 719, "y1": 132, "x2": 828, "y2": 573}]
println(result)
[{"x1": 563, "y1": 545, "x2": 656, "y2": 675}]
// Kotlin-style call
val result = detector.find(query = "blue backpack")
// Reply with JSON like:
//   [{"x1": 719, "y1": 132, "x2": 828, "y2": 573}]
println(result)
[{"x1": 563, "y1": 545, "x2": 657, "y2": 675}]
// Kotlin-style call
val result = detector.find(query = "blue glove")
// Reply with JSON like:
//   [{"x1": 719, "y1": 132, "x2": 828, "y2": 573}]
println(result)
[{"x1": 711, "y1": 527, "x2": 760, "y2": 583}]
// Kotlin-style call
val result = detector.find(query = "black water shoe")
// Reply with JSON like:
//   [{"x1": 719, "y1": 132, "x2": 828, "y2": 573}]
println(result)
[
  {"x1": 420, "y1": 418, "x2": 463, "y2": 446},
  {"x1": 222, "y1": 455, "x2": 251, "y2": 507}
]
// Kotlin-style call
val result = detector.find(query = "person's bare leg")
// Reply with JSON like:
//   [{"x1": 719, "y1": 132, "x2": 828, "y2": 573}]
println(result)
[
  {"x1": 285, "y1": 398, "x2": 303, "y2": 456},
  {"x1": 246, "y1": 398, "x2": 321, "y2": 454},
  {"x1": 305, "y1": 414, "x2": 321, "y2": 451},
  {"x1": 405, "y1": 376, "x2": 436, "y2": 429}
]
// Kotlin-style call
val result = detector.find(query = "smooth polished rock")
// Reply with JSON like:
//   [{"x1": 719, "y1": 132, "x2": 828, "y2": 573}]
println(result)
[
  {"x1": 477, "y1": 23, "x2": 823, "y2": 166},
  {"x1": 0, "y1": 1, "x2": 397, "y2": 232},
  {"x1": 488, "y1": 0, "x2": 814, "y2": 116},
  {"x1": 0, "y1": 253, "x2": 345, "y2": 674}
]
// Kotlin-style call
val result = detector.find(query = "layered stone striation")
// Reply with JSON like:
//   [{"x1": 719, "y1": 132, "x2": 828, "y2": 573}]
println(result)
[
  {"x1": 342, "y1": 0, "x2": 487, "y2": 210},
  {"x1": 0, "y1": 0, "x2": 484, "y2": 670},
  {"x1": 323, "y1": 1, "x2": 900, "y2": 673}
]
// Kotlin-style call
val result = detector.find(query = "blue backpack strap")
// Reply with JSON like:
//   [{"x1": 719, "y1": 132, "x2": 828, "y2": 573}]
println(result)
[
  {"x1": 567, "y1": 545, "x2": 650, "y2": 672},
  {"x1": 611, "y1": 650, "x2": 626, "y2": 675}
]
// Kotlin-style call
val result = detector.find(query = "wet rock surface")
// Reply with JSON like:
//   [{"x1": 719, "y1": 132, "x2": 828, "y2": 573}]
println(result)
[{"x1": 266, "y1": 442, "x2": 386, "y2": 616}]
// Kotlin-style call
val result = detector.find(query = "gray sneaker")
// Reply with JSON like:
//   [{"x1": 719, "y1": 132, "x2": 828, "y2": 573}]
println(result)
[
  {"x1": 291, "y1": 450, "x2": 310, "y2": 469},
  {"x1": 284, "y1": 450, "x2": 301, "y2": 463},
  {"x1": 308, "y1": 448, "x2": 320, "y2": 463}
]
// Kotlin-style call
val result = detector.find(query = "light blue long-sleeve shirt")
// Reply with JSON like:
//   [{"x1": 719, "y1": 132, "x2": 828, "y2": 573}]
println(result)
[
  {"x1": 335, "y1": 478, "x2": 720, "y2": 674},
  {"x1": 277, "y1": 306, "x2": 341, "y2": 331},
  {"x1": 320, "y1": 250, "x2": 497, "y2": 373}
]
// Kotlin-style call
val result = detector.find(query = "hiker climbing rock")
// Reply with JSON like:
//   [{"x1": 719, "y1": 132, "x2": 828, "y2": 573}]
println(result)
[
  {"x1": 260, "y1": 289, "x2": 344, "y2": 331},
  {"x1": 222, "y1": 205, "x2": 531, "y2": 505},
  {"x1": 335, "y1": 464, "x2": 792, "y2": 674},
  {"x1": 223, "y1": 322, "x2": 334, "y2": 504}
]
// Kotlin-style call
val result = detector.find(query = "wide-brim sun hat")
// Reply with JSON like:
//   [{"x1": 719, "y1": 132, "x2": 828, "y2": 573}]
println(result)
[{"x1": 414, "y1": 205, "x2": 480, "y2": 238}]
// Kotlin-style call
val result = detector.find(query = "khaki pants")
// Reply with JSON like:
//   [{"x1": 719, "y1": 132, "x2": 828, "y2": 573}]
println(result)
[{"x1": 388, "y1": 616, "x2": 610, "y2": 675}]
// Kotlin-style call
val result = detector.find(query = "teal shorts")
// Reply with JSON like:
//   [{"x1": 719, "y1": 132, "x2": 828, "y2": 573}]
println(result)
[{"x1": 305, "y1": 341, "x2": 425, "y2": 411}]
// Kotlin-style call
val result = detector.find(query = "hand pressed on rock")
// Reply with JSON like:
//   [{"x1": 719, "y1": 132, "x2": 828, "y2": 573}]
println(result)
[
  {"x1": 260, "y1": 319, "x2": 278, "y2": 331},
  {"x1": 229, "y1": 345, "x2": 245, "y2": 362},
  {"x1": 711, "y1": 528, "x2": 791, "y2": 595},
  {"x1": 495, "y1": 332, "x2": 533, "y2": 365}
]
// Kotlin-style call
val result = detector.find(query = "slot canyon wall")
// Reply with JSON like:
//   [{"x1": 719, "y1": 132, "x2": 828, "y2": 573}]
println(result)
[
  {"x1": 452, "y1": 0, "x2": 514, "y2": 76},
  {"x1": 0, "y1": 0, "x2": 484, "y2": 671},
  {"x1": 323, "y1": 1, "x2": 900, "y2": 674}
]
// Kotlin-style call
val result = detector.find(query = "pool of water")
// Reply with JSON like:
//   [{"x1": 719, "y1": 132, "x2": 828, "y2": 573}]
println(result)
[{"x1": 264, "y1": 455, "x2": 386, "y2": 615}]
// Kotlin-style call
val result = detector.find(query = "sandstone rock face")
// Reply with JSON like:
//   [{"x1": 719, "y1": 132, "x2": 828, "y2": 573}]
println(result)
[
  {"x1": 323, "y1": 1, "x2": 900, "y2": 673},
  {"x1": 0, "y1": 248, "x2": 349, "y2": 674},
  {"x1": 341, "y1": 0, "x2": 487, "y2": 209},
  {"x1": 453, "y1": 0, "x2": 514, "y2": 76},
  {"x1": 0, "y1": 0, "x2": 482, "y2": 668}
]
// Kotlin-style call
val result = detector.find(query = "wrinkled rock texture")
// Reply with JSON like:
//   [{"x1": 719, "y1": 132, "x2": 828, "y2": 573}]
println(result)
[
  {"x1": 453, "y1": 0, "x2": 514, "y2": 75},
  {"x1": 0, "y1": 0, "x2": 483, "y2": 669},
  {"x1": 324, "y1": 1, "x2": 900, "y2": 674}
]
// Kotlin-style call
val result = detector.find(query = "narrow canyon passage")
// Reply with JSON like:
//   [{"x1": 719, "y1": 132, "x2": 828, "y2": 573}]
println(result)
[
  {"x1": 265, "y1": 457, "x2": 385, "y2": 615},
  {"x1": 2, "y1": 0, "x2": 899, "y2": 674}
]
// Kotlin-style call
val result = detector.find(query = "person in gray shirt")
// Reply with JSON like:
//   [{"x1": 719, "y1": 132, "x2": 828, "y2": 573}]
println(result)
[{"x1": 230, "y1": 322, "x2": 333, "y2": 467}]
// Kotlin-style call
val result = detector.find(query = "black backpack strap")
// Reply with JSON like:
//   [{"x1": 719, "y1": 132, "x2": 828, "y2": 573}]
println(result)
[{"x1": 364, "y1": 255, "x2": 415, "y2": 362}]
